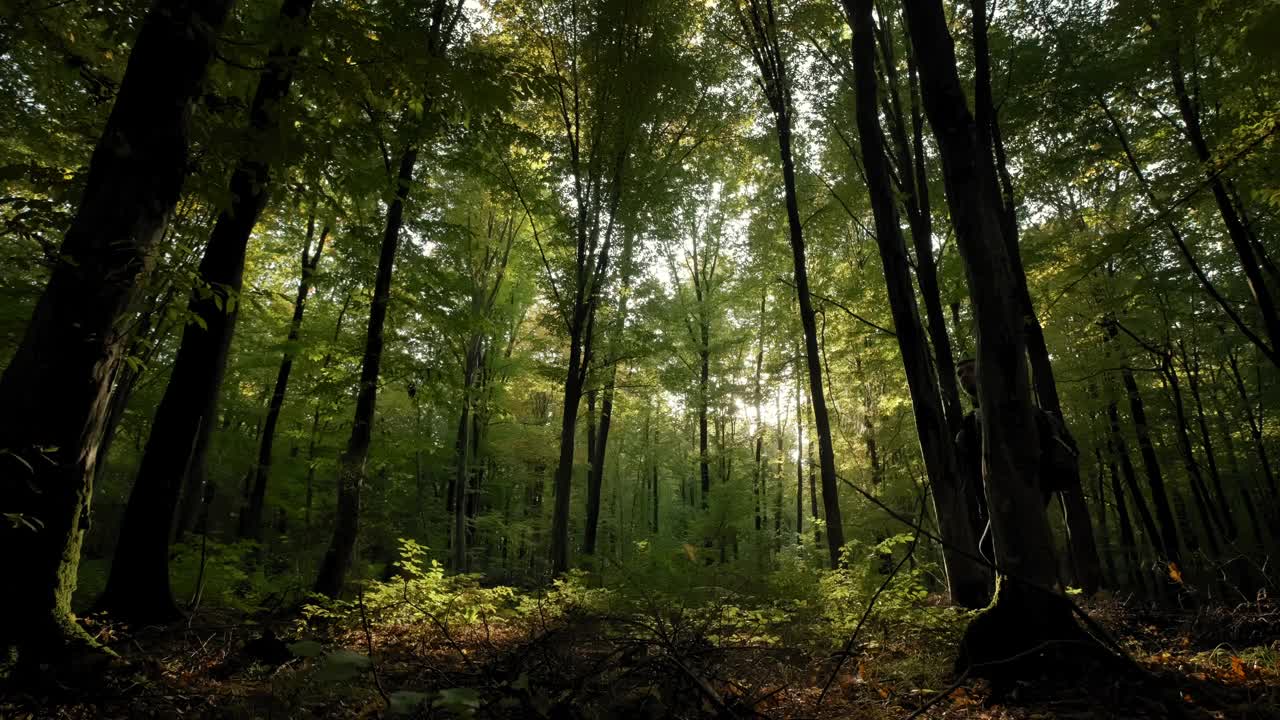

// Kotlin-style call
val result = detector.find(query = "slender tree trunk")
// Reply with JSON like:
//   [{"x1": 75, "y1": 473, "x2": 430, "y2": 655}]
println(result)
[
  {"x1": 794, "y1": 353, "x2": 805, "y2": 543},
  {"x1": 1227, "y1": 353, "x2": 1277, "y2": 502},
  {"x1": 1090, "y1": 448, "x2": 1116, "y2": 587},
  {"x1": 1179, "y1": 343, "x2": 1236, "y2": 540},
  {"x1": 1104, "y1": 437, "x2": 1144, "y2": 591},
  {"x1": 241, "y1": 218, "x2": 328, "y2": 540},
  {"x1": 1160, "y1": 356, "x2": 1222, "y2": 556},
  {"x1": 1107, "y1": 400, "x2": 1163, "y2": 556},
  {"x1": 100, "y1": 0, "x2": 316, "y2": 621},
  {"x1": 1113, "y1": 341, "x2": 1181, "y2": 564},
  {"x1": 1166, "y1": 45, "x2": 1280, "y2": 363},
  {"x1": 314, "y1": 146, "x2": 416, "y2": 598},
  {"x1": 753, "y1": 291, "x2": 766, "y2": 534},
  {"x1": 845, "y1": 0, "x2": 989, "y2": 605},
  {"x1": 0, "y1": 0, "x2": 232, "y2": 662}
]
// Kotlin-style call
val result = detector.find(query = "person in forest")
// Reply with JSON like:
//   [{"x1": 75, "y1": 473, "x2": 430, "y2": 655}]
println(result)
[{"x1": 954, "y1": 358, "x2": 1081, "y2": 562}]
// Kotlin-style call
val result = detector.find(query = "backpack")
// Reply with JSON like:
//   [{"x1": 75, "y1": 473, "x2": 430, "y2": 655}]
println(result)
[{"x1": 1036, "y1": 410, "x2": 1080, "y2": 494}]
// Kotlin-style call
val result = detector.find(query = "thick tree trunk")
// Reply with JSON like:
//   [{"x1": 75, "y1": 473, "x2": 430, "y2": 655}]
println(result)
[
  {"x1": 99, "y1": 0, "x2": 315, "y2": 621},
  {"x1": 969, "y1": 0, "x2": 1100, "y2": 596},
  {"x1": 0, "y1": 0, "x2": 232, "y2": 663},
  {"x1": 242, "y1": 218, "x2": 327, "y2": 540},
  {"x1": 901, "y1": 0, "x2": 1092, "y2": 679},
  {"x1": 845, "y1": 0, "x2": 990, "y2": 606},
  {"x1": 314, "y1": 147, "x2": 416, "y2": 598}
]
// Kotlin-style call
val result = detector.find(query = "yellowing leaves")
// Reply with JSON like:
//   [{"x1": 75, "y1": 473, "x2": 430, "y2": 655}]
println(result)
[{"x1": 1168, "y1": 562, "x2": 1184, "y2": 584}]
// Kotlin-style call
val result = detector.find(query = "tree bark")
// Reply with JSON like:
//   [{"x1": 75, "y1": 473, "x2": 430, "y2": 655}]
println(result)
[
  {"x1": 901, "y1": 0, "x2": 1089, "y2": 677},
  {"x1": 1106, "y1": 400, "x2": 1163, "y2": 556},
  {"x1": 969, "y1": 0, "x2": 1100, "y2": 596},
  {"x1": 1178, "y1": 343, "x2": 1236, "y2": 540},
  {"x1": 314, "y1": 146, "x2": 416, "y2": 598},
  {"x1": 0, "y1": 0, "x2": 232, "y2": 662},
  {"x1": 99, "y1": 0, "x2": 316, "y2": 622},
  {"x1": 585, "y1": 230, "x2": 637, "y2": 556},
  {"x1": 845, "y1": 0, "x2": 989, "y2": 606}
]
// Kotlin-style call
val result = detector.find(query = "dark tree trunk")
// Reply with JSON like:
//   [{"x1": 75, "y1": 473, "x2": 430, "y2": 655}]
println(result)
[
  {"x1": 901, "y1": 0, "x2": 1091, "y2": 678},
  {"x1": 794, "y1": 356, "x2": 805, "y2": 542},
  {"x1": 1159, "y1": 356, "x2": 1222, "y2": 556},
  {"x1": 844, "y1": 0, "x2": 990, "y2": 606},
  {"x1": 737, "y1": 0, "x2": 845, "y2": 566},
  {"x1": 0, "y1": 0, "x2": 232, "y2": 662},
  {"x1": 241, "y1": 218, "x2": 327, "y2": 540},
  {"x1": 1227, "y1": 353, "x2": 1277, "y2": 503},
  {"x1": 586, "y1": 231, "x2": 637, "y2": 555},
  {"x1": 550, "y1": 341, "x2": 587, "y2": 574},
  {"x1": 878, "y1": 12, "x2": 964, "y2": 438},
  {"x1": 1114, "y1": 342, "x2": 1181, "y2": 564},
  {"x1": 1104, "y1": 438, "x2": 1144, "y2": 591},
  {"x1": 969, "y1": 0, "x2": 1100, "y2": 596},
  {"x1": 99, "y1": 0, "x2": 316, "y2": 622},
  {"x1": 1166, "y1": 43, "x2": 1280, "y2": 363},
  {"x1": 1179, "y1": 343, "x2": 1236, "y2": 540},
  {"x1": 1106, "y1": 400, "x2": 1163, "y2": 556},
  {"x1": 314, "y1": 146, "x2": 416, "y2": 598}
]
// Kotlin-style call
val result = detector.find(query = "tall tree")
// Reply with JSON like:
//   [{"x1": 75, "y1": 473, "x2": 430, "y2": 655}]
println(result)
[
  {"x1": 241, "y1": 213, "x2": 330, "y2": 540},
  {"x1": 313, "y1": 0, "x2": 465, "y2": 597},
  {"x1": 98, "y1": 0, "x2": 318, "y2": 622},
  {"x1": 733, "y1": 0, "x2": 845, "y2": 568},
  {"x1": 0, "y1": 0, "x2": 234, "y2": 664},
  {"x1": 842, "y1": 0, "x2": 990, "y2": 608},
  {"x1": 900, "y1": 0, "x2": 1095, "y2": 676}
]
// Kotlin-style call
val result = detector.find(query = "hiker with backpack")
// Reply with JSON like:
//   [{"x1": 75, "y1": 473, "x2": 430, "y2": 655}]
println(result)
[{"x1": 953, "y1": 358, "x2": 1081, "y2": 564}]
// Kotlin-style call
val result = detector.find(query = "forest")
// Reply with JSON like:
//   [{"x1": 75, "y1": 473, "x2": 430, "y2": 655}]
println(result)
[{"x1": 1, "y1": 0, "x2": 1278, "y2": 717}]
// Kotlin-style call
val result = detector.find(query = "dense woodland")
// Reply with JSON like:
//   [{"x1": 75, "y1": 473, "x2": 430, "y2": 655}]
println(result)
[{"x1": 1, "y1": 0, "x2": 1278, "y2": 717}]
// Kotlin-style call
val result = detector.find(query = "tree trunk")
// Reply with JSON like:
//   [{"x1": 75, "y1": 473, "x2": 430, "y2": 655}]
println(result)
[
  {"x1": 1227, "y1": 353, "x2": 1277, "y2": 503},
  {"x1": 1106, "y1": 400, "x2": 1163, "y2": 556},
  {"x1": 99, "y1": 0, "x2": 316, "y2": 621},
  {"x1": 0, "y1": 0, "x2": 232, "y2": 663},
  {"x1": 901, "y1": 0, "x2": 1090, "y2": 678},
  {"x1": 969, "y1": 0, "x2": 1100, "y2": 596},
  {"x1": 1166, "y1": 43, "x2": 1280, "y2": 363},
  {"x1": 242, "y1": 217, "x2": 327, "y2": 540},
  {"x1": 1179, "y1": 343, "x2": 1236, "y2": 540},
  {"x1": 845, "y1": 0, "x2": 990, "y2": 605},
  {"x1": 1104, "y1": 438, "x2": 1144, "y2": 592},
  {"x1": 1159, "y1": 356, "x2": 1222, "y2": 556},
  {"x1": 1091, "y1": 448, "x2": 1117, "y2": 587},
  {"x1": 1114, "y1": 341, "x2": 1181, "y2": 564},
  {"x1": 314, "y1": 146, "x2": 416, "y2": 598},
  {"x1": 794, "y1": 353, "x2": 805, "y2": 543}
]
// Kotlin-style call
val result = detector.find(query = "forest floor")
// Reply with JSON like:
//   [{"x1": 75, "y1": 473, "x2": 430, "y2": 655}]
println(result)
[{"x1": 5, "y1": 592, "x2": 1279, "y2": 719}]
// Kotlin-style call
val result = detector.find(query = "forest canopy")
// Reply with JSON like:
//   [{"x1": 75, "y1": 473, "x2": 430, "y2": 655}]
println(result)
[{"x1": 0, "y1": 0, "x2": 1278, "y2": 716}]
